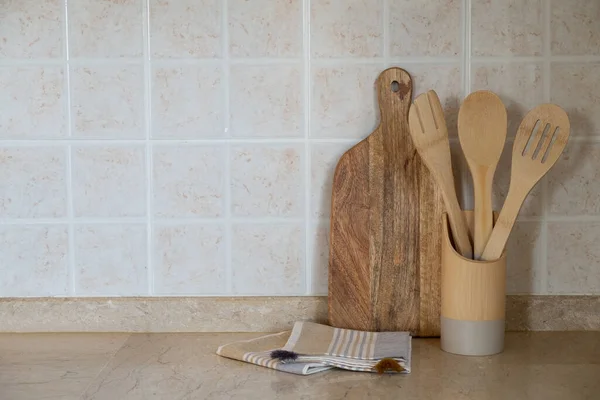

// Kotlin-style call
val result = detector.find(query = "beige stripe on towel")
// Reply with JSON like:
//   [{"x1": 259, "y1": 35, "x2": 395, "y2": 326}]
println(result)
[
  {"x1": 350, "y1": 330, "x2": 363, "y2": 358},
  {"x1": 327, "y1": 327, "x2": 341, "y2": 355},
  {"x1": 368, "y1": 332, "x2": 378, "y2": 359},
  {"x1": 332, "y1": 328, "x2": 345, "y2": 355}
]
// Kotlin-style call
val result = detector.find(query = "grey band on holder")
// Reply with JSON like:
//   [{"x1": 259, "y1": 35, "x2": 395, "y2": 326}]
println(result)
[{"x1": 441, "y1": 316, "x2": 505, "y2": 356}]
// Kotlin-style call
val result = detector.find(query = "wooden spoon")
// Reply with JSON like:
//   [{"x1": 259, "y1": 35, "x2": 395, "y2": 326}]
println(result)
[
  {"x1": 458, "y1": 91, "x2": 507, "y2": 259},
  {"x1": 481, "y1": 104, "x2": 570, "y2": 261},
  {"x1": 409, "y1": 90, "x2": 473, "y2": 259}
]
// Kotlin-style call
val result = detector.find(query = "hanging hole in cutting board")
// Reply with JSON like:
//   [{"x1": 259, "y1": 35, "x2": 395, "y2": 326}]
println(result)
[{"x1": 391, "y1": 81, "x2": 400, "y2": 92}]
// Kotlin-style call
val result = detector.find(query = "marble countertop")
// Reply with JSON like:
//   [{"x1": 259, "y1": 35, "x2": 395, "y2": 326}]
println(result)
[{"x1": 1, "y1": 331, "x2": 598, "y2": 399}]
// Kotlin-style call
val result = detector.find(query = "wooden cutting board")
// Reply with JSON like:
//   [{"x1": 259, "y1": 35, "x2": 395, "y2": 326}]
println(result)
[{"x1": 328, "y1": 67, "x2": 445, "y2": 337}]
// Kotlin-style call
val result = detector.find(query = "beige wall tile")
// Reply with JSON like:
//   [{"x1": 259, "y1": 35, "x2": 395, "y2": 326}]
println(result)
[
  {"x1": 229, "y1": 0, "x2": 302, "y2": 57},
  {"x1": 311, "y1": 0, "x2": 383, "y2": 58},
  {"x1": 149, "y1": 0, "x2": 221, "y2": 58},
  {"x1": 550, "y1": 63, "x2": 600, "y2": 137},
  {"x1": 72, "y1": 145, "x2": 146, "y2": 218},
  {"x1": 548, "y1": 222, "x2": 600, "y2": 294},
  {"x1": 0, "y1": 147, "x2": 67, "y2": 218},
  {"x1": 230, "y1": 64, "x2": 303, "y2": 138},
  {"x1": 471, "y1": 63, "x2": 544, "y2": 137},
  {"x1": 153, "y1": 223, "x2": 226, "y2": 294},
  {"x1": 0, "y1": 0, "x2": 63, "y2": 58},
  {"x1": 0, "y1": 67, "x2": 66, "y2": 139},
  {"x1": 390, "y1": 0, "x2": 461, "y2": 57},
  {"x1": 71, "y1": 66, "x2": 144, "y2": 138},
  {"x1": 232, "y1": 223, "x2": 304, "y2": 294},
  {"x1": 231, "y1": 145, "x2": 304, "y2": 217},
  {"x1": 551, "y1": 0, "x2": 600, "y2": 55},
  {"x1": 405, "y1": 64, "x2": 462, "y2": 136},
  {"x1": 153, "y1": 145, "x2": 225, "y2": 217},
  {"x1": 75, "y1": 224, "x2": 147, "y2": 296},
  {"x1": 2, "y1": 0, "x2": 600, "y2": 302},
  {"x1": 0, "y1": 225, "x2": 68, "y2": 296},
  {"x1": 547, "y1": 142, "x2": 600, "y2": 216},
  {"x1": 472, "y1": 0, "x2": 543, "y2": 56},
  {"x1": 152, "y1": 66, "x2": 223, "y2": 139},
  {"x1": 68, "y1": 0, "x2": 143, "y2": 58},
  {"x1": 491, "y1": 143, "x2": 542, "y2": 217},
  {"x1": 506, "y1": 222, "x2": 543, "y2": 294},
  {"x1": 310, "y1": 143, "x2": 351, "y2": 218},
  {"x1": 311, "y1": 65, "x2": 382, "y2": 138},
  {"x1": 310, "y1": 222, "x2": 329, "y2": 295}
]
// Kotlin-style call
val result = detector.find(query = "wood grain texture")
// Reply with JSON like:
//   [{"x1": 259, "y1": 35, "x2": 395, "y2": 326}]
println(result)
[
  {"x1": 328, "y1": 67, "x2": 445, "y2": 336},
  {"x1": 408, "y1": 90, "x2": 472, "y2": 259},
  {"x1": 481, "y1": 104, "x2": 570, "y2": 261},
  {"x1": 457, "y1": 90, "x2": 507, "y2": 259},
  {"x1": 441, "y1": 211, "x2": 506, "y2": 321}
]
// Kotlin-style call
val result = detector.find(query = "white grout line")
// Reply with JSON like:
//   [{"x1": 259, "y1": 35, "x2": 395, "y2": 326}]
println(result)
[
  {"x1": 63, "y1": 0, "x2": 76, "y2": 296},
  {"x1": 540, "y1": 0, "x2": 552, "y2": 295},
  {"x1": 462, "y1": 0, "x2": 471, "y2": 104},
  {"x1": 222, "y1": 0, "x2": 233, "y2": 294},
  {"x1": 5, "y1": 213, "x2": 600, "y2": 225},
  {"x1": 460, "y1": 0, "x2": 472, "y2": 209},
  {"x1": 63, "y1": 58, "x2": 146, "y2": 66},
  {"x1": 9, "y1": 291, "x2": 599, "y2": 297},
  {"x1": 543, "y1": 1, "x2": 552, "y2": 101},
  {"x1": 0, "y1": 59, "x2": 64, "y2": 66},
  {"x1": 153, "y1": 218, "x2": 228, "y2": 226},
  {"x1": 148, "y1": 58, "x2": 222, "y2": 66},
  {"x1": 311, "y1": 56, "x2": 462, "y2": 66},
  {"x1": 144, "y1": 0, "x2": 154, "y2": 295},
  {"x1": 382, "y1": 0, "x2": 389, "y2": 65},
  {"x1": 0, "y1": 56, "x2": 469, "y2": 67},
  {"x1": 468, "y1": 55, "x2": 600, "y2": 63},
  {"x1": 0, "y1": 218, "x2": 146, "y2": 225},
  {"x1": 303, "y1": 0, "x2": 312, "y2": 295},
  {"x1": 2, "y1": 135, "x2": 598, "y2": 148},
  {"x1": 0, "y1": 216, "x2": 308, "y2": 225},
  {"x1": 0, "y1": 137, "x2": 362, "y2": 145},
  {"x1": 229, "y1": 58, "x2": 302, "y2": 65},
  {"x1": 471, "y1": 56, "x2": 544, "y2": 63},
  {"x1": 2, "y1": 55, "x2": 599, "y2": 68},
  {"x1": 388, "y1": 57, "x2": 462, "y2": 65},
  {"x1": 544, "y1": 55, "x2": 600, "y2": 63}
]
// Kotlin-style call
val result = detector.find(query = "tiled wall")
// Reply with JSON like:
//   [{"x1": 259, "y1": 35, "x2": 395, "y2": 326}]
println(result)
[{"x1": 0, "y1": 0, "x2": 598, "y2": 297}]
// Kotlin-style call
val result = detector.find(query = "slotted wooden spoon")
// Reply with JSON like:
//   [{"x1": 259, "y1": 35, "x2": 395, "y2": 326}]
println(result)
[
  {"x1": 481, "y1": 104, "x2": 570, "y2": 261},
  {"x1": 409, "y1": 90, "x2": 473, "y2": 259},
  {"x1": 458, "y1": 90, "x2": 507, "y2": 259}
]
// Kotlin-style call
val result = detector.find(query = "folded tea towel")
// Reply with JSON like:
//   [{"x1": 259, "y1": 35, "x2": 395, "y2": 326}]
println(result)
[{"x1": 216, "y1": 321, "x2": 411, "y2": 375}]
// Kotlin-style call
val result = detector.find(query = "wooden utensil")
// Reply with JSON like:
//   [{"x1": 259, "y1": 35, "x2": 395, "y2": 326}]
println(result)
[
  {"x1": 481, "y1": 104, "x2": 570, "y2": 261},
  {"x1": 458, "y1": 91, "x2": 507, "y2": 259},
  {"x1": 328, "y1": 67, "x2": 445, "y2": 336},
  {"x1": 408, "y1": 90, "x2": 472, "y2": 259}
]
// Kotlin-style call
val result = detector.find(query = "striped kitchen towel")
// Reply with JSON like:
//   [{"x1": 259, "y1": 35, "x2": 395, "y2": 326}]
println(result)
[{"x1": 216, "y1": 321, "x2": 411, "y2": 375}]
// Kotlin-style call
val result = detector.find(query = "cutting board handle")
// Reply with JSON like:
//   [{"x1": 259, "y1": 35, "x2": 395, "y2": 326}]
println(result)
[{"x1": 376, "y1": 67, "x2": 412, "y2": 123}]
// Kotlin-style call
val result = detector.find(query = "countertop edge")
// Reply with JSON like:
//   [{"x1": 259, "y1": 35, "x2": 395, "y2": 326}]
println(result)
[{"x1": 0, "y1": 295, "x2": 598, "y2": 332}]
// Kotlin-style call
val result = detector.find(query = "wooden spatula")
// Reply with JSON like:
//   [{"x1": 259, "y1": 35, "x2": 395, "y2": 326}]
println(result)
[
  {"x1": 458, "y1": 91, "x2": 507, "y2": 259},
  {"x1": 481, "y1": 104, "x2": 570, "y2": 261},
  {"x1": 408, "y1": 90, "x2": 472, "y2": 259}
]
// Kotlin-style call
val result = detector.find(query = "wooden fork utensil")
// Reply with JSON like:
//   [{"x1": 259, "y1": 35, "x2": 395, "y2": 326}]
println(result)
[{"x1": 481, "y1": 104, "x2": 570, "y2": 261}]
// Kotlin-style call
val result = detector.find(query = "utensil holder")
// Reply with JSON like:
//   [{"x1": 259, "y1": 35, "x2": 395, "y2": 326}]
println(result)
[{"x1": 440, "y1": 211, "x2": 507, "y2": 356}]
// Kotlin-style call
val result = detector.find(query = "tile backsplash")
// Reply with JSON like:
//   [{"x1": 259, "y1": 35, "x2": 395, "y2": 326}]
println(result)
[{"x1": 0, "y1": 0, "x2": 599, "y2": 297}]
